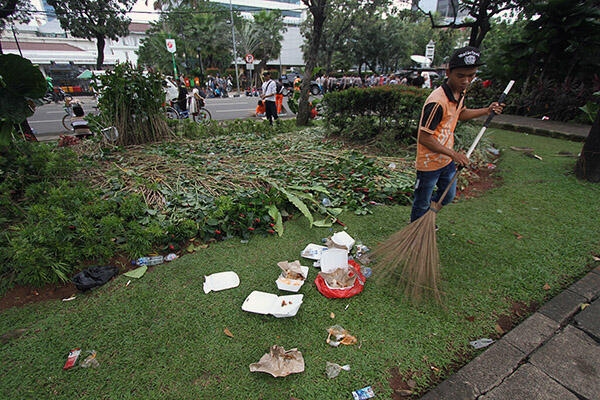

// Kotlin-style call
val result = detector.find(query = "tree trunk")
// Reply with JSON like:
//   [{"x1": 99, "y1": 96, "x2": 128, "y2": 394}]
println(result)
[
  {"x1": 575, "y1": 110, "x2": 600, "y2": 182},
  {"x1": 96, "y1": 35, "x2": 106, "y2": 70},
  {"x1": 297, "y1": 4, "x2": 326, "y2": 126}
]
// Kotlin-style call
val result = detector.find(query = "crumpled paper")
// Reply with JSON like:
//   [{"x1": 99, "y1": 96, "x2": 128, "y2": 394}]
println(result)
[
  {"x1": 249, "y1": 345, "x2": 305, "y2": 377},
  {"x1": 319, "y1": 268, "x2": 356, "y2": 289},
  {"x1": 277, "y1": 260, "x2": 305, "y2": 280}
]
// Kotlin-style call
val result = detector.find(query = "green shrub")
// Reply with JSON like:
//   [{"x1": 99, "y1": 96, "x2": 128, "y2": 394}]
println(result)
[
  {"x1": 93, "y1": 63, "x2": 172, "y2": 145},
  {"x1": 322, "y1": 86, "x2": 430, "y2": 151}
]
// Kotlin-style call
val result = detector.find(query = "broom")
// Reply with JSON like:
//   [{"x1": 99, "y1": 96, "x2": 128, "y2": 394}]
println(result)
[{"x1": 373, "y1": 80, "x2": 515, "y2": 302}]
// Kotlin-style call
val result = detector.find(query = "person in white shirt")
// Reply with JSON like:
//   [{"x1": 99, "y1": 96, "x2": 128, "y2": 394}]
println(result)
[{"x1": 260, "y1": 71, "x2": 278, "y2": 124}]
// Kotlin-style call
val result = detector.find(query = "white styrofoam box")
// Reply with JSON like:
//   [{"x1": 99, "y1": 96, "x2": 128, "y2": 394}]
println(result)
[
  {"x1": 203, "y1": 271, "x2": 240, "y2": 293},
  {"x1": 276, "y1": 265, "x2": 309, "y2": 292},
  {"x1": 301, "y1": 243, "x2": 328, "y2": 260},
  {"x1": 331, "y1": 231, "x2": 355, "y2": 250},
  {"x1": 320, "y1": 248, "x2": 348, "y2": 273},
  {"x1": 242, "y1": 291, "x2": 304, "y2": 318}
]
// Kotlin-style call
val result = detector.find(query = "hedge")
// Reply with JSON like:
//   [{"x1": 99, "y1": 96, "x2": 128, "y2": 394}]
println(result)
[{"x1": 322, "y1": 85, "x2": 431, "y2": 148}]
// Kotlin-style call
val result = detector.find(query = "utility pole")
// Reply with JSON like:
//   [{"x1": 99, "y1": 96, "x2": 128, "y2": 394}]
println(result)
[{"x1": 229, "y1": 0, "x2": 241, "y2": 96}]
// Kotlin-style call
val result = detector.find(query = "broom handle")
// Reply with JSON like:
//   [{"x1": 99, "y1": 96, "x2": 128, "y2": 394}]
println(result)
[{"x1": 433, "y1": 80, "x2": 515, "y2": 208}]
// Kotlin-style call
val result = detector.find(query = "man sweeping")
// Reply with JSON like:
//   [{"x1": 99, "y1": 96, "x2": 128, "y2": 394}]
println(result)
[{"x1": 411, "y1": 46, "x2": 505, "y2": 223}]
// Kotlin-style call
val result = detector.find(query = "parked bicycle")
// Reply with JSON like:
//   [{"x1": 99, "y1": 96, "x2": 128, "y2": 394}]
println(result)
[
  {"x1": 61, "y1": 97, "x2": 79, "y2": 131},
  {"x1": 164, "y1": 99, "x2": 212, "y2": 123}
]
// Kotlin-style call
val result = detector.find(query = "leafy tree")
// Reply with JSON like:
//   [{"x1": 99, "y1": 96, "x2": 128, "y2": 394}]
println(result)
[
  {"x1": 0, "y1": 0, "x2": 31, "y2": 54},
  {"x1": 301, "y1": 0, "x2": 387, "y2": 74},
  {"x1": 417, "y1": 0, "x2": 521, "y2": 47},
  {"x1": 297, "y1": 0, "x2": 327, "y2": 126},
  {"x1": 137, "y1": 5, "x2": 232, "y2": 76},
  {"x1": 576, "y1": 109, "x2": 600, "y2": 182},
  {"x1": 47, "y1": 0, "x2": 134, "y2": 69},
  {"x1": 0, "y1": 54, "x2": 46, "y2": 143},
  {"x1": 250, "y1": 11, "x2": 286, "y2": 78}
]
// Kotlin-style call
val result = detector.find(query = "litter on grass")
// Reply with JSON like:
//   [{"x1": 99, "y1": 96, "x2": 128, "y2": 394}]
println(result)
[
  {"x1": 72, "y1": 265, "x2": 119, "y2": 291},
  {"x1": 165, "y1": 253, "x2": 178, "y2": 262},
  {"x1": 124, "y1": 265, "x2": 147, "y2": 279},
  {"x1": 80, "y1": 351, "x2": 99, "y2": 368},
  {"x1": 276, "y1": 261, "x2": 309, "y2": 292},
  {"x1": 320, "y1": 248, "x2": 348, "y2": 274},
  {"x1": 242, "y1": 291, "x2": 304, "y2": 318},
  {"x1": 62, "y1": 295, "x2": 77, "y2": 302},
  {"x1": 326, "y1": 325, "x2": 357, "y2": 347},
  {"x1": 326, "y1": 362, "x2": 350, "y2": 379},
  {"x1": 249, "y1": 346, "x2": 305, "y2": 377},
  {"x1": 301, "y1": 243, "x2": 328, "y2": 260},
  {"x1": 203, "y1": 271, "x2": 240, "y2": 293},
  {"x1": 352, "y1": 386, "x2": 375, "y2": 400},
  {"x1": 63, "y1": 348, "x2": 81, "y2": 370},
  {"x1": 470, "y1": 338, "x2": 495, "y2": 349}
]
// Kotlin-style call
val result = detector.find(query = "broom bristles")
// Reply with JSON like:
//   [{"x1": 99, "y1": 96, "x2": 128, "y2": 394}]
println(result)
[{"x1": 372, "y1": 209, "x2": 441, "y2": 302}]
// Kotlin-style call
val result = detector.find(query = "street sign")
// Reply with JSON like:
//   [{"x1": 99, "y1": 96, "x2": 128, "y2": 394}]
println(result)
[
  {"x1": 246, "y1": 63, "x2": 254, "y2": 70},
  {"x1": 166, "y1": 39, "x2": 176, "y2": 53},
  {"x1": 245, "y1": 53, "x2": 254, "y2": 63}
]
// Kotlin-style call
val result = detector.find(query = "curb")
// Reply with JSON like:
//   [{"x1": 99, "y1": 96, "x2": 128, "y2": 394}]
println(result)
[
  {"x1": 420, "y1": 268, "x2": 600, "y2": 399},
  {"x1": 485, "y1": 121, "x2": 587, "y2": 142}
]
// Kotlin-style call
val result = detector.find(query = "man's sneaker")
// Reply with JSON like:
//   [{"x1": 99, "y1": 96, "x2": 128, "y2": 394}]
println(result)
[{"x1": 435, "y1": 225, "x2": 439, "y2": 232}]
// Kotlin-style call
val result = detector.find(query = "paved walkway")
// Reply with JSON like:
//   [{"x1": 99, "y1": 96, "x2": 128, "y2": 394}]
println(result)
[
  {"x1": 478, "y1": 114, "x2": 591, "y2": 141},
  {"x1": 421, "y1": 266, "x2": 600, "y2": 400}
]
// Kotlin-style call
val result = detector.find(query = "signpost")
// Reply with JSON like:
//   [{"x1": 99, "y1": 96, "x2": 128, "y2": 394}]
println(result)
[
  {"x1": 245, "y1": 53, "x2": 255, "y2": 89},
  {"x1": 425, "y1": 40, "x2": 435, "y2": 66},
  {"x1": 166, "y1": 39, "x2": 177, "y2": 78}
]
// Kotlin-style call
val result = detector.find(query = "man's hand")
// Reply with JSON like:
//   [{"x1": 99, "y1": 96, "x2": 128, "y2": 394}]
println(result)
[
  {"x1": 488, "y1": 102, "x2": 505, "y2": 115},
  {"x1": 451, "y1": 150, "x2": 470, "y2": 167}
]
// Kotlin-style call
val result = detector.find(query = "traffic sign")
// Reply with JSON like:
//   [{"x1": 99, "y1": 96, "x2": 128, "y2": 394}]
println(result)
[
  {"x1": 245, "y1": 53, "x2": 254, "y2": 63},
  {"x1": 166, "y1": 39, "x2": 176, "y2": 53},
  {"x1": 246, "y1": 63, "x2": 254, "y2": 70}
]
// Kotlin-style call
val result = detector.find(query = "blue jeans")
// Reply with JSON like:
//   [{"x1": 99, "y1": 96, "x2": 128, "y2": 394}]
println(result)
[{"x1": 410, "y1": 161, "x2": 457, "y2": 222}]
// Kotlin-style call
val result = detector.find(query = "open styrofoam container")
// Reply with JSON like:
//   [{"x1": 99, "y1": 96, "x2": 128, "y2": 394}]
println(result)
[
  {"x1": 301, "y1": 243, "x2": 328, "y2": 260},
  {"x1": 276, "y1": 265, "x2": 309, "y2": 292},
  {"x1": 331, "y1": 231, "x2": 356, "y2": 250},
  {"x1": 320, "y1": 248, "x2": 348, "y2": 274},
  {"x1": 203, "y1": 271, "x2": 240, "y2": 293},
  {"x1": 242, "y1": 291, "x2": 304, "y2": 318}
]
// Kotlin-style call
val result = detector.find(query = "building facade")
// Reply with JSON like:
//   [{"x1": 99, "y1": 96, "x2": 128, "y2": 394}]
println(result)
[{"x1": 1, "y1": 0, "x2": 306, "y2": 85}]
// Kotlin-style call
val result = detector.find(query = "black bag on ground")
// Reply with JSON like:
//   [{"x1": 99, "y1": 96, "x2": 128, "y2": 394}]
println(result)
[{"x1": 72, "y1": 266, "x2": 119, "y2": 291}]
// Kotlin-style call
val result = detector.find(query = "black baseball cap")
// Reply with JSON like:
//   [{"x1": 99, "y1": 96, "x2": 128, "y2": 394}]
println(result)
[{"x1": 448, "y1": 46, "x2": 484, "y2": 70}]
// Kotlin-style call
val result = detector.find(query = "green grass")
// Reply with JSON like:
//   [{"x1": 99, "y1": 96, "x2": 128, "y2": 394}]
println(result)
[{"x1": 1, "y1": 129, "x2": 598, "y2": 399}]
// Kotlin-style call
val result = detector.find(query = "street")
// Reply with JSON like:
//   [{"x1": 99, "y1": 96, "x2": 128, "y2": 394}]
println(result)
[{"x1": 29, "y1": 95, "x2": 293, "y2": 141}]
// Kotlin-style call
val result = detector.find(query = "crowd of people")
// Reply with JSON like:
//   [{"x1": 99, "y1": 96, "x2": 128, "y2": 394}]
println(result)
[{"x1": 315, "y1": 72, "x2": 435, "y2": 93}]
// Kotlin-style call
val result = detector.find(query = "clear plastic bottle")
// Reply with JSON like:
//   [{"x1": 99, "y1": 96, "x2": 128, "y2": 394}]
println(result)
[
  {"x1": 362, "y1": 267, "x2": 372, "y2": 278},
  {"x1": 133, "y1": 256, "x2": 164, "y2": 266}
]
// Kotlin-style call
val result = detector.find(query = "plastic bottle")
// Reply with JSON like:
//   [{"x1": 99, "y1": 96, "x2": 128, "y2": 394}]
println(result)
[
  {"x1": 322, "y1": 198, "x2": 332, "y2": 207},
  {"x1": 133, "y1": 256, "x2": 164, "y2": 266}
]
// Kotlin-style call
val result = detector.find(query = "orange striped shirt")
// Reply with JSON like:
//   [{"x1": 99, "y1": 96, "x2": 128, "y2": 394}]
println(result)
[{"x1": 416, "y1": 83, "x2": 465, "y2": 171}]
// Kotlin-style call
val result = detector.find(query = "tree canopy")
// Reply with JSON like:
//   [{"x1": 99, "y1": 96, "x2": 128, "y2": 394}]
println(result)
[{"x1": 47, "y1": 0, "x2": 134, "y2": 69}]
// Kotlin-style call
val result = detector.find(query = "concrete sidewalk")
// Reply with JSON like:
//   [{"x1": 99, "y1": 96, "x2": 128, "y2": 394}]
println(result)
[
  {"x1": 478, "y1": 114, "x2": 592, "y2": 142},
  {"x1": 421, "y1": 266, "x2": 600, "y2": 400}
]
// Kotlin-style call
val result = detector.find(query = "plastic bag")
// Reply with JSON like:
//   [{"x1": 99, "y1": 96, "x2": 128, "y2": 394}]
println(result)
[
  {"x1": 80, "y1": 351, "x2": 99, "y2": 368},
  {"x1": 326, "y1": 325, "x2": 357, "y2": 347},
  {"x1": 326, "y1": 362, "x2": 351, "y2": 379},
  {"x1": 72, "y1": 266, "x2": 119, "y2": 291},
  {"x1": 315, "y1": 260, "x2": 365, "y2": 298}
]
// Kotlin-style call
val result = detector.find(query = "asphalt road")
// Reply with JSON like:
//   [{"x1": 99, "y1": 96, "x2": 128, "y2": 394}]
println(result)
[{"x1": 29, "y1": 95, "x2": 293, "y2": 141}]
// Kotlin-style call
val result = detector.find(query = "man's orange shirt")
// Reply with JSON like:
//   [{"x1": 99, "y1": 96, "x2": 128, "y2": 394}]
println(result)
[
  {"x1": 416, "y1": 83, "x2": 465, "y2": 171},
  {"x1": 256, "y1": 103, "x2": 265, "y2": 114}
]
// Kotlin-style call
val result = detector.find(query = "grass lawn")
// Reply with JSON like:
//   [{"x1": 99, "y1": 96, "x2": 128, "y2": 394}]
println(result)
[{"x1": 1, "y1": 129, "x2": 598, "y2": 400}]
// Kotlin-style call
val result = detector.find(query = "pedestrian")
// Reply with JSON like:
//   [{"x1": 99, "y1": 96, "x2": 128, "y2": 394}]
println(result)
[
  {"x1": 261, "y1": 71, "x2": 278, "y2": 124},
  {"x1": 410, "y1": 46, "x2": 505, "y2": 223},
  {"x1": 254, "y1": 100, "x2": 266, "y2": 118},
  {"x1": 276, "y1": 78, "x2": 287, "y2": 115},
  {"x1": 187, "y1": 87, "x2": 203, "y2": 122},
  {"x1": 176, "y1": 84, "x2": 188, "y2": 113}
]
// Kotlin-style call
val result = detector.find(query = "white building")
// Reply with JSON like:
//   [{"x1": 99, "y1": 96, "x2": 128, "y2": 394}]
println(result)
[{"x1": 1, "y1": 0, "x2": 306, "y2": 87}]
